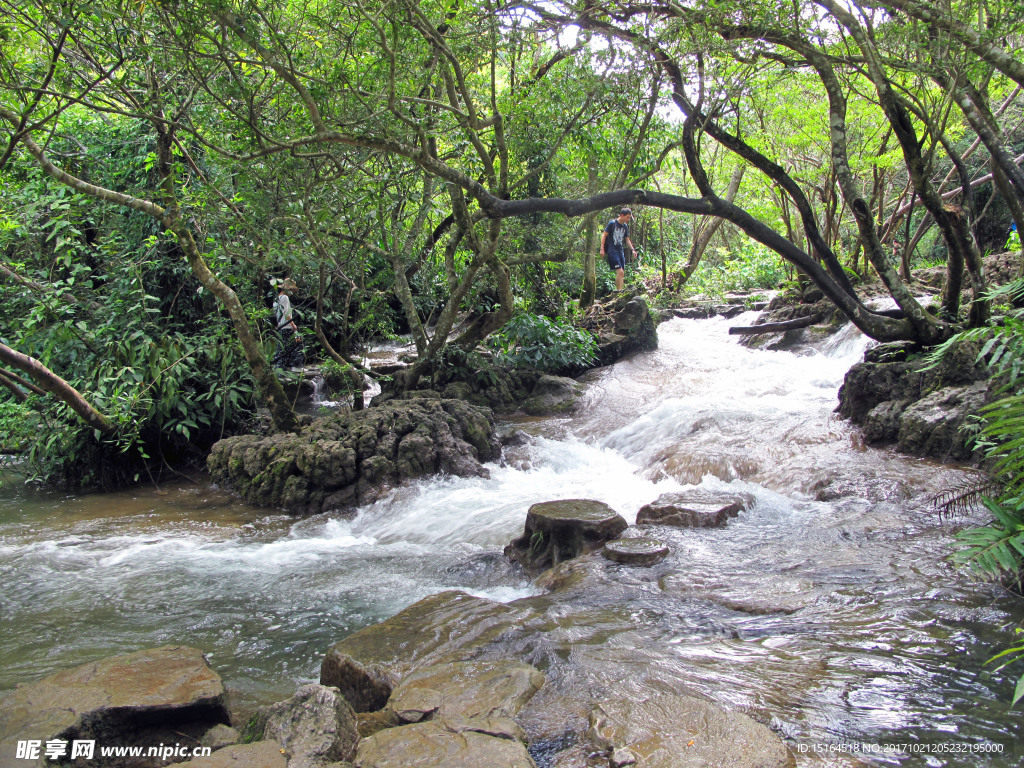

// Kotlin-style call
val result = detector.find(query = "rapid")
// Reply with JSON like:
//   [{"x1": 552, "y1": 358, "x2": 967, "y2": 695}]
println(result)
[{"x1": 0, "y1": 314, "x2": 1020, "y2": 765}]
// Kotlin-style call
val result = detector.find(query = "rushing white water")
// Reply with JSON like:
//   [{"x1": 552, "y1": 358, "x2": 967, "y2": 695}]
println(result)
[{"x1": 1, "y1": 315, "x2": 1020, "y2": 766}]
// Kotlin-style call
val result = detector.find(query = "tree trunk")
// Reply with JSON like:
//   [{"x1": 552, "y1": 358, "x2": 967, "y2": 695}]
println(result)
[
  {"x1": 579, "y1": 158, "x2": 600, "y2": 308},
  {"x1": 0, "y1": 342, "x2": 115, "y2": 435},
  {"x1": 316, "y1": 264, "x2": 364, "y2": 411},
  {"x1": 677, "y1": 164, "x2": 745, "y2": 289}
]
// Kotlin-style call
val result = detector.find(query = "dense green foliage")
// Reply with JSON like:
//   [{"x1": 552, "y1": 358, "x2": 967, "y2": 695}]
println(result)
[{"x1": 488, "y1": 313, "x2": 597, "y2": 373}]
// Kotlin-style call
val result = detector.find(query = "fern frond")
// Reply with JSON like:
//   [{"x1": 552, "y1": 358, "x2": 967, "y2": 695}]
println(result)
[{"x1": 931, "y1": 474, "x2": 999, "y2": 520}]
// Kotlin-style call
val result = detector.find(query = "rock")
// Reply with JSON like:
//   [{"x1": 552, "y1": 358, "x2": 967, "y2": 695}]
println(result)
[
  {"x1": 208, "y1": 398, "x2": 501, "y2": 513},
  {"x1": 602, "y1": 537, "x2": 669, "y2": 566},
  {"x1": 321, "y1": 592, "x2": 527, "y2": 701},
  {"x1": 387, "y1": 661, "x2": 544, "y2": 724},
  {"x1": 672, "y1": 305, "x2": 715, "y2": 320},
  {"x1": 580, "y1": 293, "x2": 658, "y2": 366},
  {"x1": 353, "y1": 717, "x2": 536, "y2": 768},
  {"x1": 504, "y1": 500, "x2": 629, "y2": 573},
  {"x1": 315, "y1": 654, "x2": 396, "y2": 714},
  {"x1": 636, "y1": 490, "x2": 748, "y2": 528},
  {"x1": 587, "y1": 695, "x2": 794, "y2": 768},
  {"x1": 199, "y1": 724, "x2": 241, "y2": 751},
  {"x1": 864, "y1": 341, "x2": 919, "y2": 364},
  {"x1": 897, "y1": 382, "x2": 988, "y2": 460},
  {"x1": 263, "y1": 684, "x2": 359, "y2": 768},
  {"x1": 714, "y1": 304, "x2": 746, "y2": 319},
  {"x1": 838, "y1": 338, "x2": 987, "y2": 425},
  {"x1": 0, "y1": 645, "x2": 229, "y2": 768},
  {"x1": 861, "y1": 399, "x2": 908, "y2": 444},
  {"x1": 521, "y1": 375, "x2": 585, "y2": 416},
  {"x1": 171, "y1": 741, "x2": 287, "y2": 768},
  {"x1": 355, "y1": 709, "x2": 400, "y2": 739},
  {"x1": 838, "y1": 338, "x2": 992, "y2": 461}
]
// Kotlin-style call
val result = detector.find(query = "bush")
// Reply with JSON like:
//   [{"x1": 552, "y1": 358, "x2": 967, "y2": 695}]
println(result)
[{"x1": 488, "y1": 313, "x2": 597, "y2": 373}]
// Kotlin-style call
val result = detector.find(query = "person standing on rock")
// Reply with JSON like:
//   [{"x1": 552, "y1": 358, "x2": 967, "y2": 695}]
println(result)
[
  {"x1": 600, "y1": 208, "x2": 637, "y2": 291},
  {"x1": 272, "y1": 278, "x2": 305, "y2": 369}
]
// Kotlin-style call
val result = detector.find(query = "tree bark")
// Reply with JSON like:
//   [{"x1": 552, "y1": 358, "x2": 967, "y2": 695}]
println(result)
[{"x1": 0, "y1": 342, "x2": 115, "y2": 435}]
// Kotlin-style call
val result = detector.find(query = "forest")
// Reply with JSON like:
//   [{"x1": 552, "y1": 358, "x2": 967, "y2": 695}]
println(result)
[{"x1": 0, "y1": 0, "x2": 1022, "y2": 489}]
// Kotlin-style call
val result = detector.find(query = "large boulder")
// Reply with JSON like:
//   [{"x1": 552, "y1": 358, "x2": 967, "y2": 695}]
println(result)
[
  {"x1": 636, "y1": 490, "x2": 749, "y2": 528},
  {"x1": 504, "y1": 500, "x2": 628, "y2": 573},
  {"x1": 208, "y1": 398, "x2": 500, "y2": 514},
  {"x1": 579, "y1": 293, "x2": 658, "y2": 366},
  {"x1": 353, "y1": 717, "x2": 536, "y2": 768},
  {"x1": 387, "y1": 661, "x2": 544, "y2": 724},
  {"x1": 0, "y1": 646, "x2": 230, "y2": 768},
  {"x1": 262, "y1": 684, "x2": 358, "y2": 768},
  {"x1": 320, "y1": 592, "x2": 528, "y2": 708},
  {"x1": 837, "y1": 339, "x2": 990, "y2": 461},
  {"x1": 587, "y1": 694, "x2": 794, "y2": 768},
  {"x1": 897, "y1": 381, "x2": 988, "y2": 460}
]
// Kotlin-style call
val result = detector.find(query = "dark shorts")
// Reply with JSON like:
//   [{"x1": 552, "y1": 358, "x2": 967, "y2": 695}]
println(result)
[{"x1": 606, "y1": 250, "x2": 626, "y2": 270}]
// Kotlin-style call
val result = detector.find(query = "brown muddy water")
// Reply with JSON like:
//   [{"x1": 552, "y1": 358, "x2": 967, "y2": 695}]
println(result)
[{"x1": 1, "y1": 315, "x2": 1021, "y2": 765}]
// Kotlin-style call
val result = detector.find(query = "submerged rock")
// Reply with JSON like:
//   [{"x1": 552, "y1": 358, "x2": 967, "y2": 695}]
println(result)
[
  {"x1": 504, "y1": 499, "x2": 629, "y2": 573},
  {"x1": 387, "y1": 660, "x2": 544, "y2": 724},
  {"x1": 208, "y1": 398, "x2": 500, "y2": 514},
  {"x1": 0, "y1": 645, "x2": 229, "y2": 768},
  {"x1": 587, "y1": 694, "x2": 794, "y2": 768},
  {"x1": 637, "y1": 490, "x2": 748, "y2": 528},
  {"x1": 354, "y1": 717, "x2": 536, "y2": 768},
  {"x1": 262, "y1": 684, "x2": 358, "y2": 767},
  {"x1": 602, "y1": 537, "x2": 669, "y2": 566}
]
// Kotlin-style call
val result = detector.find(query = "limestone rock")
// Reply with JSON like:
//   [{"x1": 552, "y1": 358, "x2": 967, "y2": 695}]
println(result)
[
  {"x1": 504, "y1": 500, "x2": 628, "y2": 573},
  {"x1": 0, "y1": 645, "x2": 229, "y2": 768},
  {"x1": 322, "y1": 592, "x2": 527, "y2": 698},
  {"x1": 861, "y1": 400, "x2": 908, "y2": 444},
  {"x1": 587, "y1": 694, "x2": 793, "y2": 768},
  {"x1": 602, "y1": 537, "x2": 669, "y2": 566},
  {"x1": 579, "y1": 293, "x2": 658, "y2": 366},
  {"x1": 263, "y1": 684, "x2": 358, "y2": 768},
  {"x1": 387, "y1": 661, "x2": 544, "y2": 724},
  {"x1": 897, "y1": 382, "x2": 987, "y2": 460},
  {"x1": 521, "y1": 375, "x2": 585, "y2": 416},
  {"x1": 208, "y1": 398, "x2": 500, "y2": 514},
  {"x1": 636, "y1": 490, "x2": 748, "y2": 528},
  {"x1": 172, "y1": 741, "x2": 287, "y2": 768},
  {"x1": 199, "y1": 724, "x2": 241, "y2": 751},
  {"x1": 353, "y1": 717, "x2": 535, "y2": 768}
]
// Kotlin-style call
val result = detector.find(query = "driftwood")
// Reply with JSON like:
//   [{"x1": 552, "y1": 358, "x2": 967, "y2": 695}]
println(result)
[{"x1": 728, "y1": 315, "x2": 821, "y2": 335}]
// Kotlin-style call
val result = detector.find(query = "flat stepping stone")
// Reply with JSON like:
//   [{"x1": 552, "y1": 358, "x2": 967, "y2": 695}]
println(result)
[
  {"x1": 637, "y1": 490, "x2": 748, "y2": 528},
  {"x1": 602, "y1": 537, "x2": 669, "y2": 566},
  {"x1": 505, "y1": 499, "x2": 628, "y2": 573}
]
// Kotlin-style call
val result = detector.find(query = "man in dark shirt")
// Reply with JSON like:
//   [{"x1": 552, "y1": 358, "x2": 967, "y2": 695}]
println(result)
[{"x1": 600, "y1": 208, "x2": 637, "y2": 290}]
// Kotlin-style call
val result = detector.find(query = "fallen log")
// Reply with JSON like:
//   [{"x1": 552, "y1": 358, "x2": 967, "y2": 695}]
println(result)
[{"x1": 728, "y1": 315, "x2": 820, "y2": 335}]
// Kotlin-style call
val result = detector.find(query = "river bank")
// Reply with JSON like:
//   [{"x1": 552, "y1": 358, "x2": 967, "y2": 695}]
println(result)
[{"x1": 1, "y1": 315, "x2": 1021, "y2": 766}]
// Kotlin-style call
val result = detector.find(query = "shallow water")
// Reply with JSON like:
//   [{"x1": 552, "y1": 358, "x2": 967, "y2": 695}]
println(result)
[{"x1": 1, "y1": 315, "x2": 1021, "y2": 764}]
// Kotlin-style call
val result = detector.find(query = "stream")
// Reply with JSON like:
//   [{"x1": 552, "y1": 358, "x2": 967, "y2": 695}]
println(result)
[{"x1": 1, "y1": 314, "x2": 1021, "y2": 765}]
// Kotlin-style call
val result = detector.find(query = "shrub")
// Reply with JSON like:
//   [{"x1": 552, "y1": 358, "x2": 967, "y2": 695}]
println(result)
[{"x1": 488, "y1": 313, "x2": 597, "y2": 373}]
